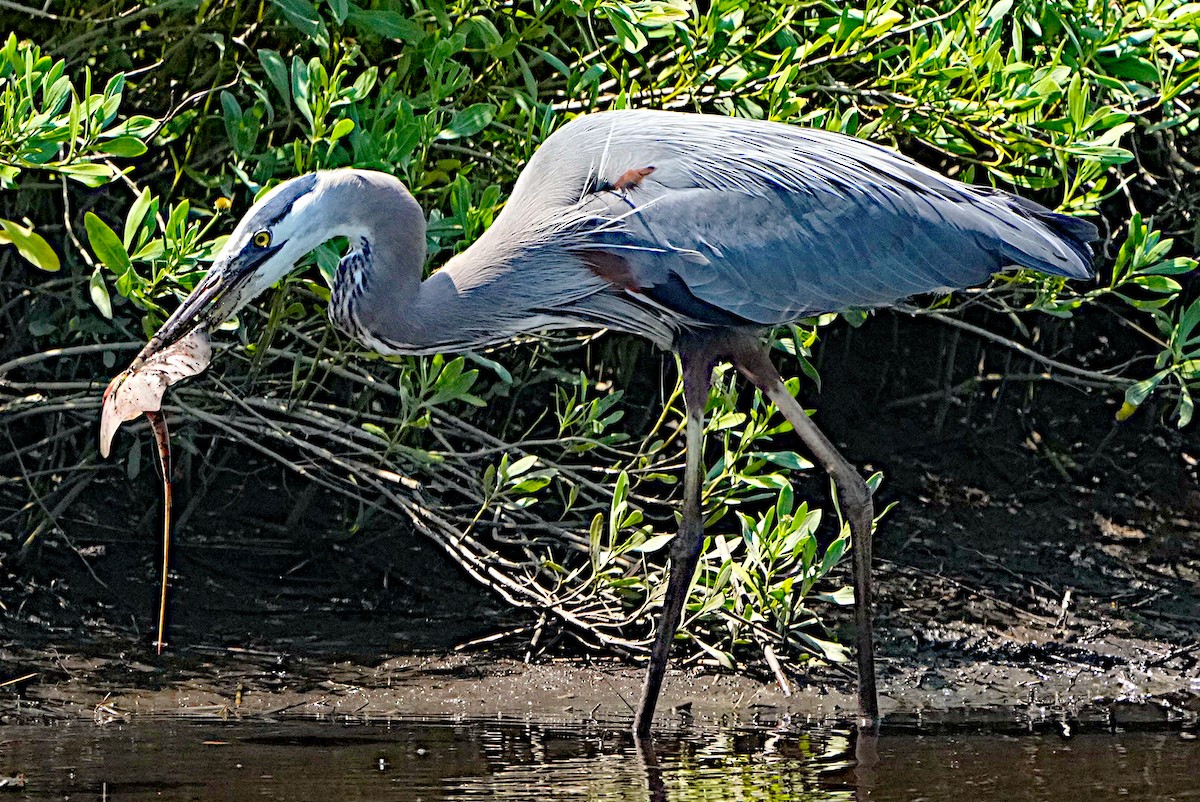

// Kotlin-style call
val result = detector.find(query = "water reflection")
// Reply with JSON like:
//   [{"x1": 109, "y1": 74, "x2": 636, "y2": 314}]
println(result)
[
  {"x1": 448, "y1": 725, "x2": 856, "y2": 801},
  {"x1": 2, "y1": 718, "x2": 855, "y2": 801},
  {"x1": 2, "y1": 717, "x2": 1196, "y2": 801},
  {"x1": 869, "y1": 730, "x2": 1200, "y2": 801}
]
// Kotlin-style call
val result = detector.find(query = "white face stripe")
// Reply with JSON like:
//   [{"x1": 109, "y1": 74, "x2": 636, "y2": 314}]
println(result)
[
  {"x1": 272, "y1": 183, "x2": 322, "y2": 238},
  {"x1": 260, "y1": 173, "x2": 374, "y2": 252}
]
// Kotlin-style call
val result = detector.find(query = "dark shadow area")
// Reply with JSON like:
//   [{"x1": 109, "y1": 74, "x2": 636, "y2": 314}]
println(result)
[
  {"x1": 1, "y1": 464, "x2": 508, "y2": 661},
  {"x1": 812, "y1": 312, "x2": 1199, "y2": 715}
]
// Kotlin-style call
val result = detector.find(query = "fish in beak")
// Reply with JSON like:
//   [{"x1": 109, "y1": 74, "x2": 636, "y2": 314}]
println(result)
[{"x1": 102, "y1": 173, "x2": 330, "y2": 457}]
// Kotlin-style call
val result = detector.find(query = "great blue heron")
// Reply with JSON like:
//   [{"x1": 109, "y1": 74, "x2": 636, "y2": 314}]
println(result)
[{"x1": 131, "y1": 109, "x2": 1097, "y2": 738}]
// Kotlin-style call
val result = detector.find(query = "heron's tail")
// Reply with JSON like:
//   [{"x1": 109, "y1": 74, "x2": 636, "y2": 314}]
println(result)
[{"x1": 979, "y1": 188, "x2": 1099, "y2": 280}]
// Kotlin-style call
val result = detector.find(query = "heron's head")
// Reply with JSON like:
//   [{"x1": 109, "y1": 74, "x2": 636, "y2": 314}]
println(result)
[{"x1": 136, "y1": 171, "x2": 358, "y2": 365}]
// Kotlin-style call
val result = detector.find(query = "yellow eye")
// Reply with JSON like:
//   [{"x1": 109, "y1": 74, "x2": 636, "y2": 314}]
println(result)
[{"x1": 252, "y1": 230, "x2": 272, "y2": 248}]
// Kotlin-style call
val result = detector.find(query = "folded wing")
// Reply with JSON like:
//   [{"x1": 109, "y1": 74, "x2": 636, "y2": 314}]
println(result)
[{"x1": 537, "y1": 111, "x2": 1096, "y2": 327}]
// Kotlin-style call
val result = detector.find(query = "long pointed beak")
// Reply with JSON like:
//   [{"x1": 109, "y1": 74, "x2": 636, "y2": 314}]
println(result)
[
  {"x1": 134, "y1": 268, "x2": 229, "y2": 368},
  {"x1": 134, "y1": 243, "x2": 283, "y2": 368}
]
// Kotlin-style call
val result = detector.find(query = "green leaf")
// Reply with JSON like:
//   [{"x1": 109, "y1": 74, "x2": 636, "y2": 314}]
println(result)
[
  {"x1": 329, "y1": 117, "x2": 354, "y2": 142},
  {"x1": 588, "y1": 513, "x2": 604, "y2": 561},
  {"x1": 1067, "y1": 73, "x2": 1085, "y2": 131},
  {"x1": 291, "y1": 56, "x2": 313, "y2": 127},
  {"x1": 220, "y1": 89, "x2": 243, "y2": 129},
  {"x1": 1130, "y1": 275, "x2": 1182, "y2": 294},
  {"x1": 792, "y1": 631, "x2": 851, "y2": 663},
  {"x1": 529, "y1": 46, "x2": 570, "y2": 77},
  {"x1": 95, "y1": 94, "x2": 122, "y2": 128},
  {"x1": 124, "y1": 187, "x2": 154, "y2": 249},
  {"x1": 1120, "y1": 370, "x2": 1168, "y2": 418},
  {"x1": 0, "y1": 164, "x2": 20, "y2": 189},
  {"x1": 819, "y1": 535, "x2": 847, "y2": 577},
  {"x1": 604, "y1": 10, "x2": 648, "y2": 52},
  {"x1": 270, "y1": 0, "x2": 323, "y2": 37},
  {"x1": 1177, "y1": 388, "x2": 1194, "y2": 428},
  {"x1": 106, "y1": 114, "x2": 158, "y2": 138},
  {"x1": 257, "y1": 49, "x2": 291, "y2": 109},
  {"x1": 0, "y1": 218, "x2": 60, "y2": 271},
  {"x1": 756, "y1": 451, "x2": 815, "y2": 471},
  {"x1": 631, "y1": 533, "x2": 675, "y2": 553},
  {"x1": 1098, "y1": 54, "x2": 1159, "y2": 84},
  {"x1": 814, "y1": 587, "x2": 855, "y2": 606},
  {"x1": 103, "y1": 72, "x2": 125, "y2": 98},
  {"x1": 464, "y1": 352, "x2": 512, "y2": 384},
  {"x1": 153, "y1": 109, "x2": 197, "y2": 146},
  {"x1": 1140, "y1": 257, "x2": 1197, "y2": 276},
  {"x1": 347, "y1": 8, "x2": 423, "y2": 41},
  {"x1": 693, "y1": 639, "x2": 736, "y2": 670},
  {"x1": 84, "y1": 212, "x2": 131, "y2": 274},
  {"x1": 89, "y1": 268, "x2": 113, "y2": 319},
  {"x1": 166, "y1": 200, "x2": 190, "y2": 239},
  {"x1": 361, "y1": 422, "x2": 388, "y2": 440},
  {"x1": 96, "y1": 136, "x2": 148, "y2": 158},
  {"x1": 506, "y1": 454, "x2": 538, "y2": 478},
  {"x1": 437, "y1": 103, "x2": 495, "y2": 139},
  {"x1": 66, "y1": 84, "x2": 82, "y2": 144},
  {"x1": 350, "y1": 66, "x2": 378, "y2": 99},
  {"x1": 1067, "y1": 144, "x2": 1134, "y2": 164},
  {"x1": 58, "y1": 162, "x2": 113, "y2": 187},
  {"x1": 28, "y1": 318, "x2": 57, "y2": 337}
]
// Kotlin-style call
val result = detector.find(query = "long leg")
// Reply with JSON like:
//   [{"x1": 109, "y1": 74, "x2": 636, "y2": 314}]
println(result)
[
  {"x1": 633, "y1": 347, "x2": 713, "y2": 738},
  {"x1": 734, "y1": 345, "x2": 879, "y2": 734}
]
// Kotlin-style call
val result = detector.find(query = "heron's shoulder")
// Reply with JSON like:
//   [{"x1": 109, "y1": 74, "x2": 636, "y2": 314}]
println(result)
[{"x1": 528, "y1": 111, "x2": 947, "y2": 199}]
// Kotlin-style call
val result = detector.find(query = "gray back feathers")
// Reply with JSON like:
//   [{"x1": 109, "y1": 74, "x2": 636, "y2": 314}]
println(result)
[{"x1": 318, "y1": 110, "x2": 1096, "y2": 352}]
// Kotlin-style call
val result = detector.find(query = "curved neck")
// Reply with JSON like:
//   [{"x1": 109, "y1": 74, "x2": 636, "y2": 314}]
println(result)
[
  {"x1": 360, "y1": 268, "x2": 484, "y2": 354},
  {"x1": 325, "y1": 173, "x2": 460, "y2": 353}
]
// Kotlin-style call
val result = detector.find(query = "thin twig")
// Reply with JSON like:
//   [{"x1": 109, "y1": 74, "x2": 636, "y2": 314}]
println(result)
[{"x1": 903, "y1": 306, "x2": 1129, "y2": 386}]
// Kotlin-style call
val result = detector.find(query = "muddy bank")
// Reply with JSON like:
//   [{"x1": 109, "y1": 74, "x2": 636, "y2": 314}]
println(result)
[
  {"x1": 3, "y1": 494, "x2": 1198, "y2": 733},
  {"x1": 2, "y1": 642, "x2": 1197, "y2": 733}
]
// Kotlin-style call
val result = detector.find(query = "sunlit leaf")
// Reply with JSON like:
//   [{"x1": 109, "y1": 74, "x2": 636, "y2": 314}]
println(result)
[
  {"x1": 124, "y1": 187, "x2": 154, "y2": 249},
  {"x1": 0, "y1": 218, "x2": 60, "y2": 271},
  {"x1": 89, "y1": 268, "x2": 113, "y2": 319},
  {"x1": 96, "y1": 136, "x2": 148, "y2": 157},
  {"x1": 85, "y1": 212, "x2": 131, "y2": 274},
  {"x1": 58, "y1": 162, "x2": 113, "y2": 186},
  {"x1": 329, "y1": 117, "x2": 354, "y2": 142}
]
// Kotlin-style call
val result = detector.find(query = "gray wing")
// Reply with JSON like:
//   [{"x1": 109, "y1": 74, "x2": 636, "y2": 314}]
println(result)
[{"x1": 519, "y1": 110, "x2": 1096, "y2": 327}]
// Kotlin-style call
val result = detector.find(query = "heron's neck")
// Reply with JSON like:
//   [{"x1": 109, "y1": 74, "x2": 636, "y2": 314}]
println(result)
[
  {"x1": 318, "y1": 171, "x2": 469, "y2": 353},
  {"x1": 332, "y1": 228, "x2": 478, "y2": 355}
]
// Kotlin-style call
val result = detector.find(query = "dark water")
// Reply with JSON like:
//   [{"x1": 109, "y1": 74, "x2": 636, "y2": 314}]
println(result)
[{"x1": 1, "y1": 718, "x2": 1196, "y2": 801}]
